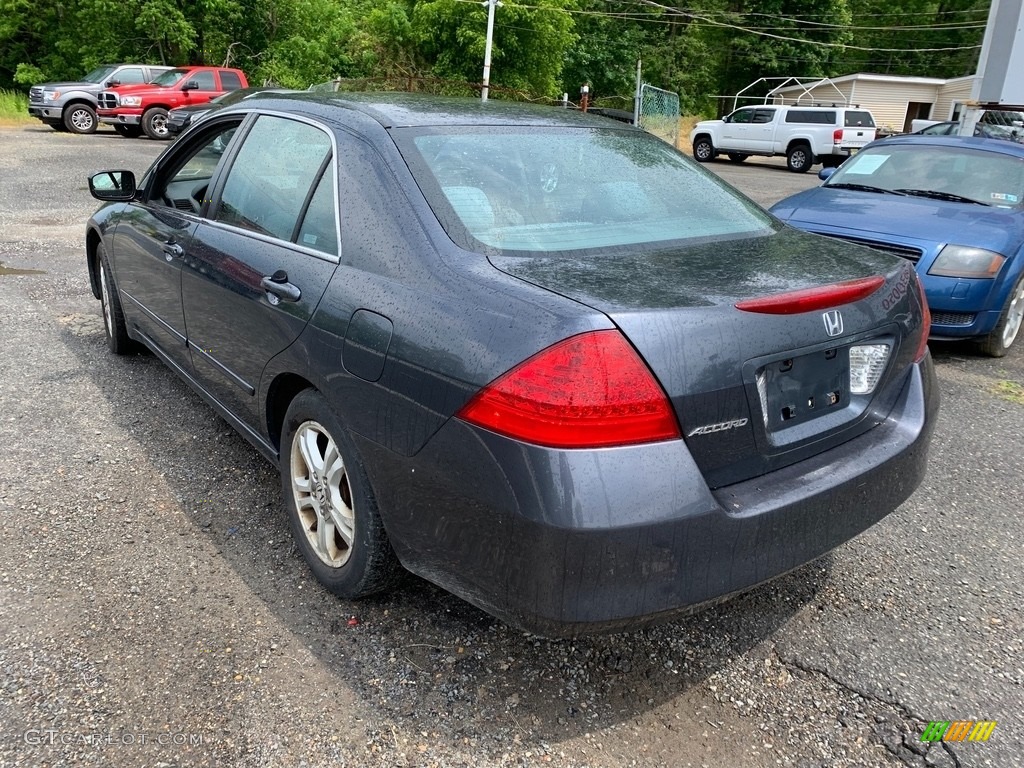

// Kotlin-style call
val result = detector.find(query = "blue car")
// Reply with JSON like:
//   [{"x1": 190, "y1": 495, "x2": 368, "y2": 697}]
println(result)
[{"x1": 771, "y1": 135, "x2": 1024, "y2": 356}]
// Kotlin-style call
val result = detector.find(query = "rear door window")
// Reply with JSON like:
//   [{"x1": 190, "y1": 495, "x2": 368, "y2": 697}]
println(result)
[
  {"x1": 844, "y1": 111, "x2": 875, "y2": 127},
  {"x1": 214, "y1": 115, "x2": 333, "y2": 244},
  {"x1": 752, "y1": 108, "x2": 776, "y2": 124},
  {"x1": 116, "y1": 68, "x2": 146, "y2": 84},
  {"x1": 295, "y1": 173, "x2": 339, "y2": 256},
  {"x1": 221, "y1": 71, "x2": 242, "y2": 91}
]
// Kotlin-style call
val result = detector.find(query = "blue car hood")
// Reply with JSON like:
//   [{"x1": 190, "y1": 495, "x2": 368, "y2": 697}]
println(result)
[{"x1": 773, "y1": 188, "x2": 1024, "y2": 256}]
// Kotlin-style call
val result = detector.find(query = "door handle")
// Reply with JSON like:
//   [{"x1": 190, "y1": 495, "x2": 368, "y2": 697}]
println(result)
[
  {"x1": 162, "y1": 242, "x2": 183, "y2": 260},
  {"x1": 260, "y1": 270, "x2": 301, "y2": 303}
]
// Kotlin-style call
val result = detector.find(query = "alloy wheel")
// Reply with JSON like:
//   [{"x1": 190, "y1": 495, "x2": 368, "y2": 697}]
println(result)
[
  {"x1": 151, "y1": 114, "x2": 168, "y2": 137},
  {"x1": 1002, "y1": 280, "x2": 1024, "y2": 348},
  {"x1": 290, "y1": 421, "x2": 355, "y2": 568},
  {"x1": 99, "y1": 262, "x2": 112, "y2": 337},
  {"x1": 70, "y1": 107, "x2": 95, "y2": 132}
]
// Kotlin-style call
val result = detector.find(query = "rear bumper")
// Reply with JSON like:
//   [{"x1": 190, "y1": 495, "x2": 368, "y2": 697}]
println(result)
[{"x1": 362, "y1": 356, "x2": 938, "y2": 637}]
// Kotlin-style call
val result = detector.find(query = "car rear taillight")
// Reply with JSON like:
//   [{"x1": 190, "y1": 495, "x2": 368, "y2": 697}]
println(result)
[
  {"x1": 735, "y1": 276, "x2": 885, "y2": 315},
  {"x1": 457, "y1": 330, "x2": 681, "y2": 449},
  {"x1": 833, "y1": 128, "x2": 843, "y2": 144},
  {"x1": 913, "y1": 273, "x2": 931, "y2": 362}
]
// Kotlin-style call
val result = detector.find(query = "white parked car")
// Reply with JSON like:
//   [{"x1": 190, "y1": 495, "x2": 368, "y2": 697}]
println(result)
[{"x1": 690, "y1": 105, "x2": 877, "y2": 173}]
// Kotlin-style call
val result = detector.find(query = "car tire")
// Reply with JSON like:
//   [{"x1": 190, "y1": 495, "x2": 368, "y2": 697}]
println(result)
[
  {"x1": 786, "y1": 143, "x2": 813, "y2": 173},
  {"x1": 692, "y1": 137, "x2": 715, "y2": 162},
  {"x1": 280, "y1": 389, "x2": 402, "y2": 599},
  {"x1": 727, "y1": 153, "x2": 749, "y2": 163},
  {"x1": 113, "y1": 124, "x2": 143, "y2": 138},
  {"x1": 142, "y1": 108, "x2": 171, "y2": 140},
  {"x1": 977, "y1": 274, "x2": 1024, "y2": 357},
  {"x1": 97, "y1": 246, "x2": 135, "y2": 355},
  {"x1": 63, "y1": 103, "x2": 98, "y2": 134}
]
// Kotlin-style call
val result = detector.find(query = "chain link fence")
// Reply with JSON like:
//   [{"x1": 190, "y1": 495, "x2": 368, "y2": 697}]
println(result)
[{"x1": 637, "y1": 84, "x2": 680, "y2": 147}]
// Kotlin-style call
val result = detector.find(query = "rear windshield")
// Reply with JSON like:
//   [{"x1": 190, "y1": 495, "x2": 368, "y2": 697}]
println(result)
[
  {"x1": 785, "y1": 110, "x2": 836, "y2": 124},
  {"x1": 396, "y1": 127, "x2": 775, "y2": 255},
  {"x1": 844, "y1": 111, "x2": 875, "y2": 128}
]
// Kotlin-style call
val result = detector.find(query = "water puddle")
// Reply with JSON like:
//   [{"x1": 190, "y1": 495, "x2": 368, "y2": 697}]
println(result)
[{"x1": 0, "y1": 262, "x2": 46, "y2": 276}]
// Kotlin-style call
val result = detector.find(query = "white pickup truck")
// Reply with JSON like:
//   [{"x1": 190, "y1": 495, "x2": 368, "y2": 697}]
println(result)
[{"x1": 690, "y1": 105, "x2": 878, "y2": 173}]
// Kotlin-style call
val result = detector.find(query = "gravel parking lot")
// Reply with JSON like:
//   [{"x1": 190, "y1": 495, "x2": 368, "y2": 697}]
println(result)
[{"x1": 0, "y1": 124, "x2": 1021, "y2": 768}]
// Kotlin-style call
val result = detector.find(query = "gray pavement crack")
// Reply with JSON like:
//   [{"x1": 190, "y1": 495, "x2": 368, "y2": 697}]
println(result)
[
  {"x1": 776, "y1": 650, "x2": 924, "y2": 721},
  {"x1": 775, "y1": 650, "x2": 962, "y2": 768},
  {"x1": 941, "y1": 741, "x2": 963, "y2": 768}
]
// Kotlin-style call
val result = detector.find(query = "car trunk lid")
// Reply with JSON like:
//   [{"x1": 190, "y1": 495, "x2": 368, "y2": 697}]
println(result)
[{"x1": 490, "y1": 228, "x2": 924, "y2": 488}]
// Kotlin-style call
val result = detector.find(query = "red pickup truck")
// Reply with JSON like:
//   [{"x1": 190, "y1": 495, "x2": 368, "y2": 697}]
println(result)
[{"x1": 97, "y1": 66, "x2": 248, "y2": 139}]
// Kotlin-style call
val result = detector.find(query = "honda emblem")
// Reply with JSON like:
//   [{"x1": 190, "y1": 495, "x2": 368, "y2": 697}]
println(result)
[{"x1": 822, "y1": 310, "x2": 844, "y2": 337}]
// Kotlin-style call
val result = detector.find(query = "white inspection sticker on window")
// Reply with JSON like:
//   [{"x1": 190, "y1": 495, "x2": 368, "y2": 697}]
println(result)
[
  {"x1": 991, "y1": 192, "x2": 1019, "y2": 203},
  {"x1": 845, "y1": 154, "x2": 890, "y2": 174}
]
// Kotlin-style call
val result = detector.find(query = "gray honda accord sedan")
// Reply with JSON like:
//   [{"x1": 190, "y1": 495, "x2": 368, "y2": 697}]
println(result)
[{"x1": 85, "y1": 93, "x2": 938, "y2": 636}]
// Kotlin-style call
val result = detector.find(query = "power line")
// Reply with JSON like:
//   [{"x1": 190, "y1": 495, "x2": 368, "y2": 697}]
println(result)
[
  {"x1": 613, "y1": 0, "x2": 984, "y2": 52},
  {"x1": 607, "y1": 2, "x2": 989, "y2": 20},
  {"x1": 459, "y1": 0, "x2": 986, "y2": 40}
]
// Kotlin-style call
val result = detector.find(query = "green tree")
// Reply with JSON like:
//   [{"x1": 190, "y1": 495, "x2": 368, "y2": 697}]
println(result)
[
  {"x1": 842, "y1": 0, "x2": 985, "y2": 78},
  {"x1": 413, "y1": 0, "x2": 577, "y2": 95}
]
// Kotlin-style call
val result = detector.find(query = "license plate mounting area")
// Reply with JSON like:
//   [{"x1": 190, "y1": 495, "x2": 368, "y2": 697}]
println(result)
[{"x1": 757, "y1": 347, "x2": 849, "y2": 431}]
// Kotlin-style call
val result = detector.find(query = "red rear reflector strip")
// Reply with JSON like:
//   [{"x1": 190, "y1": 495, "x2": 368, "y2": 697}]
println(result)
[
  {"x1": 913, "y1": 273, "x2": 931, "y2": 362},
  {"x1": 735, "y1": 276, "x2": 885, "y2": 315},
  {"x1": 457, "y1": 331, "x2": 681, "y2": 449}
]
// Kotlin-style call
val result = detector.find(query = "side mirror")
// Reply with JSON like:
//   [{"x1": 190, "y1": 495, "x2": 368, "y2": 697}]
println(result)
[
  {"x1": 723, "y1": 115, "x2": 731, "y2": 123},
  {"x1": 88, "y1": 170, "x2": 137, "y2": 201},
  {"x1": 106, "y1": 79, "x2": 120, "y2": 87},
  {"x1": 182, "y1": 80, "x2": 199, "y2": 91},
  {"x1": 818, "y1": 167, "x2": 837, "y2": 182}
]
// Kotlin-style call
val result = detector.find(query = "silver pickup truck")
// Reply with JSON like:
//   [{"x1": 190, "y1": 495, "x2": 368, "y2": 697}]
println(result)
[{"x1": 28, "y1": 63, "x2": 172, "y2": 135}]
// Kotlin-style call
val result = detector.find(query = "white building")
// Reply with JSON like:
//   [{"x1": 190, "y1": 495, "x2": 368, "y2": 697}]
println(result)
[{"x1": 769, "y1": 73, "x2": 979, "y2": 134}]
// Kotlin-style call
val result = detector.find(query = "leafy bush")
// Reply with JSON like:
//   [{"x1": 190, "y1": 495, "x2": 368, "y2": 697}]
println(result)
[{"x1": 13, "y1": 63, "x2": 45, "y2": 87}]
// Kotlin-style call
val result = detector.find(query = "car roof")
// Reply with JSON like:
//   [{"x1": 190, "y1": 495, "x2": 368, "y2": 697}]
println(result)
[
  {"x1": 229, "y1": 92, "x2": 640, "y2": 129},
  {"x1": 870, "y1": 133, "x2": 1024, "y2": 157}
]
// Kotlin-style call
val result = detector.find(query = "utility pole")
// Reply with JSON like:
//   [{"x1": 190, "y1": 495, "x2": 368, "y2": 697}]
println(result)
[
  {"x1": 481, "y1": 0, "x2": 502, "y2": 102},
  {"x1": 633, "y1": 58, "x2": 642, "y2": 126}
]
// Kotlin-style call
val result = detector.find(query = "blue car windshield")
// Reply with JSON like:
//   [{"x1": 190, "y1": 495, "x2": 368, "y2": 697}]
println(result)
[
  {"x1": 826, "y1": 144, "x2": 1024, "y2": 208},
  {"x1": 400, "y1": 127, "x2": 775, "y2": 254}
]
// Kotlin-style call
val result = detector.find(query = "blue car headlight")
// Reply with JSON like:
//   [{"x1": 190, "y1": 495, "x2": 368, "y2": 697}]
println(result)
[{"x1": 927, "y1": 245, "x2": 1005, "y2": 279}]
